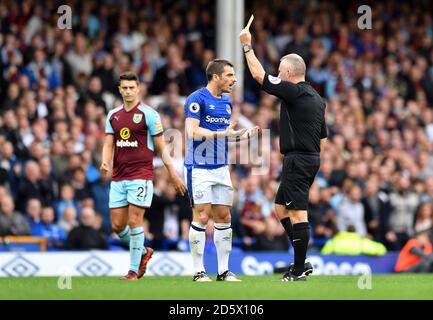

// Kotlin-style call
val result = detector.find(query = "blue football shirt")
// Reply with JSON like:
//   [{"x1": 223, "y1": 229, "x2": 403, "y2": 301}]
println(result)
[{"x1": 184, "y1": 87, "x2": 232, "y2": 169}]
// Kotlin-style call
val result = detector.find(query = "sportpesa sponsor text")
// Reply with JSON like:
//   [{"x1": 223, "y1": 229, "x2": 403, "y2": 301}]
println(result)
[{"x1": 205, "y1": 115, "x2": 230, "y2": 124}]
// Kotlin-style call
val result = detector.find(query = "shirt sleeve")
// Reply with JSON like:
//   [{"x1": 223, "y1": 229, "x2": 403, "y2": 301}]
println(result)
[
  {"x1": 262, "y1": 73, "x2": 299, "y2": 103},
  {"x1": 321, "y1": 116, "x2": 328, "y2": 138},
  {"x1": 146, "y1": 110, "x2": 164, "y2": 136},
  {"x1": 105, "y1": 113, "x2": 114, "y2": 134},
  {"x1": 184, "y1": 94, "x2": 202, "y2": 120}
]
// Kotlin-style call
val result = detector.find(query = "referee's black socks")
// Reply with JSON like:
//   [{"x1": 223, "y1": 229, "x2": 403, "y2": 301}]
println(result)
[
  {"x1": 280, "y1": 217, "x2": 293, "y2": 243},
  {"x1": 292, "y1": 222, "x2": 310, "y2": 276}
]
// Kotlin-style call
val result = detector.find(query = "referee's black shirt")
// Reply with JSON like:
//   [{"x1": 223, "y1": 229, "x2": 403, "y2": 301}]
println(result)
[{"x1": 262, "y1": 73, "x2": 327, "y2": 155}]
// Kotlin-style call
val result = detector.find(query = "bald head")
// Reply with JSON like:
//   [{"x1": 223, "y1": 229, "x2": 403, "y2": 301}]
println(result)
[
  {"x1": 80, "y1": 207, "x2": 96, "y2": 227},
  {"x1": 279, "y1": 54, "x2": 306, "y2": 82}
]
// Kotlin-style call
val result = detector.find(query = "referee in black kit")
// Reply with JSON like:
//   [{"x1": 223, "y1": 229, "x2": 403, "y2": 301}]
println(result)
[{"x1": 240, "y1": 22, "x2": 327, "y2": 281}]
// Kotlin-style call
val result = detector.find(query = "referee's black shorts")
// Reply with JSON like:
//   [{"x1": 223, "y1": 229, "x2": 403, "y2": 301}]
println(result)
[{"x1": 275, "y1": 152, "x2": 320, "y2": 211}]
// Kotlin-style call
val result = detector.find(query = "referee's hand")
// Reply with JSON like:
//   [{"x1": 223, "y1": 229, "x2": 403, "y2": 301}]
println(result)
[
  {"x1": 240, "y1": 14, "x2": 253, "y2": 45},
  {"x1": 239, "y1": 28, "x2": 252, "y2": 46}
]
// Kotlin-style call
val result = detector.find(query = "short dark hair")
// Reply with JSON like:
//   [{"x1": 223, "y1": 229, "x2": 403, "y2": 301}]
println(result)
[
  {"x1": 206, "y1": 59, "x2": 234, "y2": 81},
  {"x1": 119, "y1": 72, "x2": 139, "y2": 85}
]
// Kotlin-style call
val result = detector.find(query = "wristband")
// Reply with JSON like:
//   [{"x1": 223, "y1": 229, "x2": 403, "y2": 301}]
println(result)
[{"x1": 243, "y1": 44, "x2": 252, "y2": 53}]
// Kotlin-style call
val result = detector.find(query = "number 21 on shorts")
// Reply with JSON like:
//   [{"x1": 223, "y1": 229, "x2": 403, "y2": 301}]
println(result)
[{"x1": 137, "y1": 184, "x2": 147, "y2": 201}]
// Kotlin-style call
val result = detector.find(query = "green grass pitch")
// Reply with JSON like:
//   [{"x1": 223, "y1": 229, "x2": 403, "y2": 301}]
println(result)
[{"x1": 1, "y1": 274, "x2": 433, "y2": 300}]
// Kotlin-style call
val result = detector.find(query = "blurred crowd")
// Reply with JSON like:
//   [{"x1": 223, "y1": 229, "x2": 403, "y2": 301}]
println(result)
[{"x1": 1, "y1": 0, "x2": 433, "y2": 252}]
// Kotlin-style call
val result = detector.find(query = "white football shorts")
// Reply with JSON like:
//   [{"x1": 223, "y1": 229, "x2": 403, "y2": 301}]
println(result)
[{"x1": 184, "y1": 165, "x2": 234, "y2": 206}]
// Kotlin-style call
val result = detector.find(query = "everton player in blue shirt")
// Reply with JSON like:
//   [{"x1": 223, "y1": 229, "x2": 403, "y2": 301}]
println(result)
[{"x1": 184, "y1": 59, "x2": 260, "y2": 282}]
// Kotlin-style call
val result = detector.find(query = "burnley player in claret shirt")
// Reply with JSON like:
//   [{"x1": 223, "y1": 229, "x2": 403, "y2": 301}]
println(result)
[{"x1": 101, "y1": 72, "x2": 187, "y2": 281}]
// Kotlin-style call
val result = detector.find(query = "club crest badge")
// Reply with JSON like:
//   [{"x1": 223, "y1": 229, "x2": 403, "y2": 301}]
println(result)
[
  {"x1": 226, "y1": 104, "x2": 232, "y2": 115},
  {"x1": 133, "y1": 113, "x2": 143, "y2": 123}
]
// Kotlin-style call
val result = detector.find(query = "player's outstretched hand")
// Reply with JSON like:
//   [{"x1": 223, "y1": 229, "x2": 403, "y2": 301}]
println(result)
[
  {"x1": 225, "y1": 121, "x2": 248, "y2": 138},
  {"x1": 171, "y1": 174, "x2": 187, "y2": 196},
  {"x1": 247, "y1": 126, "x2": 261, "y2": 139},
  {"x1": 100, "y1": 162, "x2": 111, "y2": 176}
]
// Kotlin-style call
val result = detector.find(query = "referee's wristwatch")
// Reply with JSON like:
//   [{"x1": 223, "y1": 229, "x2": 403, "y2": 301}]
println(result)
[{"x1": 242, "y1": 44, "x2": 252, "y2": 53}]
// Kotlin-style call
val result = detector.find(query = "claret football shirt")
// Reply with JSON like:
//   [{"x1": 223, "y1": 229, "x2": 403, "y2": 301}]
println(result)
[{"x1": 105, "y1": 102, "x2": 163, "y2": 181}]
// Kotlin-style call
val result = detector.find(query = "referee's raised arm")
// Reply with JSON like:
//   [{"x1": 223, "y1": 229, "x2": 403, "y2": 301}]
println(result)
[
  {"x1": 239, "y1": 27, "x2": 265, "y2": 84},
  {"x1": 240, "y1": 28, "x2": 306, "y2": 103}
]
